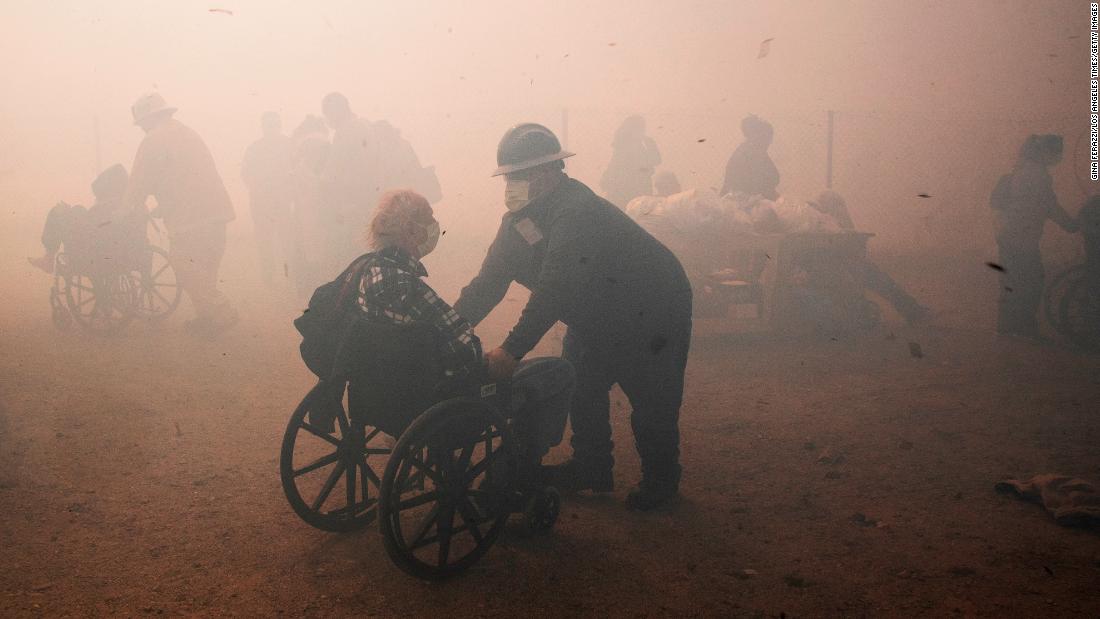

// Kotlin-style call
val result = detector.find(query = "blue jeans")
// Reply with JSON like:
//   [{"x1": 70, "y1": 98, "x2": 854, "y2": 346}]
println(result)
[{"x1": 510, "y1": 357, "x2": 575, "y2": 461}]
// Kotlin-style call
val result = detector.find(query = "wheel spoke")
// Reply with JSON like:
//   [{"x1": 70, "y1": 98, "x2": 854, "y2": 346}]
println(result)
[
  {"x1": 407, "y1": 454, "x2": 443, "y2": 484},
  {"x1": 464, "y1": 446, "x2": 503, "y2": 484},
  {"x1": 456, "y1": 497, "x2": 484, "y2": 544},
  {"x1": 359, "y1": 457, "x2": 382, "y2": 488},
  {"x1": 454, "y1": 444, "x2": 474, "y2": 481},
  {"x1": 299, "y1": 422, "x2": 342, "y2": 447},
  {"x1": 346, "y1": 454, "x2": 358, "y2": 509},
  {"x1": 436, "y1": 504, "x2": 455, "y2": 566},
  {"x1": 408, "y1": 503, "x2": 441, "y2": 548},
  {"x1": 396, "y1": 490, "x2": 440, "y2": 511},
  {"x1": 310, "y1": 460, "x2": 346, "y2": 511},
  {"x1": 293, "y1": 451, "x2": 340, "y2": 477}
]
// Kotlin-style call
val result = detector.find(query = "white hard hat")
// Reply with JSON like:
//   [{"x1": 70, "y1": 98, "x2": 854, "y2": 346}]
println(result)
[{"x1": 131, "y1": 92, "x2": 177, "y2": 125}]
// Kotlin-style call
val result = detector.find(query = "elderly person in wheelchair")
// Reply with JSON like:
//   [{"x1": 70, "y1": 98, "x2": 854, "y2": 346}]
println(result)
[
  {"x1": 28, "y1": 164, "x2": 142, "y2": 274},
  {"x1": 282, "y1": 189, "x2": 574, "y2": 578}
]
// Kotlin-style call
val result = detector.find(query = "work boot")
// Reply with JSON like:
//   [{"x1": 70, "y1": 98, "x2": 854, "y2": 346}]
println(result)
[
  {"x1": 538, "y1": 459, "x2": 613, "y2": 493},
  {"x1": 625, "y1": 481, "x2": 679, "y2": 512}
]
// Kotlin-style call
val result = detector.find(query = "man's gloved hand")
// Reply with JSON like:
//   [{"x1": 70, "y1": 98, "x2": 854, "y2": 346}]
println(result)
[{"x1": 484, "y1": 347, "x2": 519, "y2": 381}]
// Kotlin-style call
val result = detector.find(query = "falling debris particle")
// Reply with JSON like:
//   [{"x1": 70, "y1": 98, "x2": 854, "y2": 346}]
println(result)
[
  {"x1": 916, "y1": 193, "x2": 932, "y2": 198},
  {"x1": 1043, "y1": 565, "x2": 1054, "y2": 576},
  {"x1": 757, "y1": 38, "x2": 774, "y2": 59},
  {"x1": 283, "y1": 263, "x2": 289, "y2": 278},
  {"x1": 530, "y1": 78, "x2": 534, "y2": 85},
  {"x1": 908, "y1": 342, "x2": 924, "y2": 359},
  {"x1": 563, "y1": 53, "x2": 569, "y2": 58},
  {"x1": 447, "y1": 27, "x2": 452, "y2": 34},
  {"x1": 608, "y1": 42, "x2": 617, "y2": 47},
  {"x1": 441, "y1": 229, "x2": 446, "y2": 236},
  {"x1": 985, "y1": 262, "x2": 1005, "y2": 272},
  {"x1": 1004, "y1": 286, "x2": 1014, "y2": 293},
  {"x1": 175, "y1": 422, "x2": 182, "y2": 437},
  {"x1": 696, "y1": 138, "x2": 707, "y2": 143},
  {"x1": 208, "y1": 8, "x2": 233, "y2": 15},
  {"x1": 97, "y1": 220, "x2": 112, "y2": 228}
]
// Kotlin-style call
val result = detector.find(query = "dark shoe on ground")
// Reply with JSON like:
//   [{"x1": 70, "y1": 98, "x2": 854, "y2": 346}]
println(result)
[
  {"x1": 625, "y1": 484, "x2": 679, "y2": 511},
  {"x1": 538, "y1": 459, "x2": 613, "y2": 493}
]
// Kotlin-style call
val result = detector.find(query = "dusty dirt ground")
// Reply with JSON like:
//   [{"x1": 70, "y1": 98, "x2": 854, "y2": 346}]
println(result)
[{"x1": 2, "y1": 221, "x2": 1100, "y2": 618}]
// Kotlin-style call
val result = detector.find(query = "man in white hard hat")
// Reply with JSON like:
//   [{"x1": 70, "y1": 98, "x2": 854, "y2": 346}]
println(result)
[{"x1": 123, "y1": 93, "x2": 238, "y2": 336}]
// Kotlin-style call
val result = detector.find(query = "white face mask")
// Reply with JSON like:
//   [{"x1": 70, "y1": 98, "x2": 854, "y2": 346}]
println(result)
[
  {"x1": 416, "y1": 220, "x2": 440, "y2": 258},
  {"x1": 504, "y1": 179, "x2": 531, "y2": 212}
]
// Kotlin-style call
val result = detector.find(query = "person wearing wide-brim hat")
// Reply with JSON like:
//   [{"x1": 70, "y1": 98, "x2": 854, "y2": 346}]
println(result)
[{"x1": 123, "y1": 92, "x2": 238, "y2": 337}]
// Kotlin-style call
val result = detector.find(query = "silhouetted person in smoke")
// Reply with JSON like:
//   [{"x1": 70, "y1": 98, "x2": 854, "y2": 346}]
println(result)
[
  {"x1": 600, "y1": 115, "x2": 662, "y2": 209},
  {"x1": 122, "y1": 93, "x2": 238, "y2": 336},
  {"x1": 721, "y1": 115, "x2": 779, "y2": 200},
  {"x1": 28, "y1": 164, "x2": 141, "y2": 273},
  {"x1": 807, "y1": 190, "x2": 929, "y2": 324},
  {"x1": 289, "y1": 115, "x2": 331, "y2": 299},
  {"x1": 454, "y1": 123, "x2": 692, "y2": 511},
  {"x1": 319, "y1": 92, "x2": 439, "y2": 271},
  {"x1": 320, "y1": 92, "x2": 380, "y2": 269},
  {"x1": 990, "y1": 134, "x2": 1078, "y2": 338},
  {"x1": 242, "y1": 111, "x2": 295, "y2": 287}
]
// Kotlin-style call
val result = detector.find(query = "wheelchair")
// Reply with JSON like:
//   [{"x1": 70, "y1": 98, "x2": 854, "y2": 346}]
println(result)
[
  {"x1": 49, "y1": 222, "x2": 181, "y2": 335},
  {"x1": 280, "y1": 321, "x2": 562, "y2": 580}
]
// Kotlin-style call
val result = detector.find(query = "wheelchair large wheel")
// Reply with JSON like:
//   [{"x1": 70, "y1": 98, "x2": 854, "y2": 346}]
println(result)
[
  {"x1": 1059, "y1": 277, "x2": 1100, "y2": 350},
  {"x1": 1044, "y1": 264, "x2": 1085, "y2": 337},
  {"x1": 62, "y1": 269, "x2": 137, "y2": 335},
  {"x1": 379, "y1": 398, "x2": 516, "y2": 580},
  {"x1": 133, "y1": 246, "x2": 181, "y2": 321},
  {"x1": 280, "y1": 381, "x2": 391, "y2": 532}
]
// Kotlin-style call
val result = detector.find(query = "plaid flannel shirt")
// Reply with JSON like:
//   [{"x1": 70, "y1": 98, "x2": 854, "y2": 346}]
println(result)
[{"x1": 357, "y1": 246, "x2": 482, "y2": 376}]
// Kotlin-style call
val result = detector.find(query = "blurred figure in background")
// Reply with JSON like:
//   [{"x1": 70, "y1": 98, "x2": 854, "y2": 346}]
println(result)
[
  {"x1": 990, "y1": 134, "x2": 1078, "y2": 338},
  {"x1": 28, "y1": 164, "x2": 139, "y2": 273},
  {"x1": 123, "y1": 93, "x2": 238, "y2": 336},
  {"x1": 242, "y1": 111, "x2": 295, "y2": 287},
  {"x1": 289, "y1": 115, "x2": 331, "y2": 299},
  {"x1": 320, "y1": 92, "x2": 380, "y2": 268},
  {"x1": 319, "y1": 92, "x2": 440, "y2": 270},
  {"x1": 600, "y1": 115, "x2": 662, "y2": 209},
  {"x1": 721, "y1": 114, "x2": 779, "y2": 200}
]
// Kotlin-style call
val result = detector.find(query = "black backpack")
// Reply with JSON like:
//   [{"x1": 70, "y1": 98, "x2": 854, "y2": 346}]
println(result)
[{"x1": 294, "y1": 254, "x2": 372, "y2": 379}]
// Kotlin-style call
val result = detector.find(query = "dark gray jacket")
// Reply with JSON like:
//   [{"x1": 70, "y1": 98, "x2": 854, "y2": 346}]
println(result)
[{"x1": 454, "y1": 176, "x2": 691, "y2": 357}]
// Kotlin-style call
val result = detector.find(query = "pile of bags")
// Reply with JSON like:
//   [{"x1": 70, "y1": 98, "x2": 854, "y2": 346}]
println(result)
[{"x1": 626, "y1": 188, "x2": 844, "y2": 237}]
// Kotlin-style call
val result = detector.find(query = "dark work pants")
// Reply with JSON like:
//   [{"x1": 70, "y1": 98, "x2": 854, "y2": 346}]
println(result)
[
  {"x1": 996, "y1": 241, "x2": 1044, "y2": 337},
  {"x1": 562, "y1": 311, "x2": 692, "y2": 491}
]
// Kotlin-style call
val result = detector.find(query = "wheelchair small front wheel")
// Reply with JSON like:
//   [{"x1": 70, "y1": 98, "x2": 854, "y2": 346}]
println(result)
[
  {"x1": 379, "y1": 398, "x2": 515, "y2": 580},
  {"x1": 520, "y1": 486, "x2": 561, "y2": 537},
  {"x1": 280, "y1": 381, "x2": 390, "y2": 532}
]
